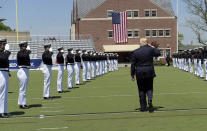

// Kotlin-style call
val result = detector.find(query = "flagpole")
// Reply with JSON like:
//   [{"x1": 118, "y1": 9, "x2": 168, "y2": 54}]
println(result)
[
  {"x1": 15, "y1": 0, "x2": 19, "y2": 44},
  {"x1": 176, "y1": 0, "x2": 179, "y2": 53}
]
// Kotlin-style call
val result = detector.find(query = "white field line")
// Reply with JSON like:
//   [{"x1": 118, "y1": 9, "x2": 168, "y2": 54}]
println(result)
[
  {"x1": 9, "y1": 108, "x2": 207, "y2": 120},
  {"x1": 7, "y1": 92, "x2": 207, "y2": 101},
  {"x1": 40, "y1": 110, "x2": 64, "y2": 113},
  {"x1": 41, "y1": 107, "x2": 57, "y2": 109},
  {"x1": 36, "y1": 127, "x2": 68, "y2": 130}
]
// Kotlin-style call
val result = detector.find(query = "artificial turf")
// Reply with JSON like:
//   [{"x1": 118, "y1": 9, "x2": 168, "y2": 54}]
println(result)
[{"x1": 1, "y1": 66, "x2": 207, "y2": 131}]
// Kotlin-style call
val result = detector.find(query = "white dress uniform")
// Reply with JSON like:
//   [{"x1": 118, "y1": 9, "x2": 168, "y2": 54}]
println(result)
[
  {"x1": 56, "y1": 49, "x2": 65, "y2": 92},
  {"x1": 0, "y1": 39, "x2": 10, "y2": 118},
  {"x1": 87, "y1": 58, "x2": 91, "y2": 80},
  {"x1": 42, "y1": 46, "x2": 53, "y2": 99},
  {"x1": 66, "y1": 49, "x2": 75, "y2": 89},
  {"x1": 74, "y1": 51, "x2": 81, "y2": 85},
  {"x1": 204, "y1": 59, "x2": 207, "y2": 80},
  {"x1": 189, "y1": 58, "x2": 193, "y2": 73},
  {"x1": 91, "y1": 53, "x2": 96, "y2": 78},
  {"x1": 17, "y1": 43, "x2": 31, "y2": 108},
  {"x1": 96, "y1": 54, "x2": 100, "y2": 76},
  {"x1": 99, "y1": 58, "x2": 103, "y2": 75},
  {"x1": 104, "y1": 59, "x2": 108, "y2": 74},
  {"x1": 82, "y1": 52, "x2": 89, "y2": 81},
  {"x1": 102, "y1": 58, "x2": 105, "y2": 74}
]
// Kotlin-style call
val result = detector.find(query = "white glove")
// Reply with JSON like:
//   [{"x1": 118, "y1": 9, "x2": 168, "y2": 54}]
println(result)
[
  {"x1": 49, "y1": 47, "x2": 53, "y2": 52},
  {"x1": 72, "y1": 50, "x2": 76, "y2": 54},
  {"x1": 26, "y1": 46, "x2": 30, "y2": 50},
  {"x1": 5, "y1": 44, "x2": 10, "y2": 51}
]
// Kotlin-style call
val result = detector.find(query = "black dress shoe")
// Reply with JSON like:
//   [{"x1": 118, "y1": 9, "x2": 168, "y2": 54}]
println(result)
[
  {"x1": 58, "y1": 91, "x2": 63, "y2": 93},
  {"x1": 0, "y1": 113, "x2": 9, "y2": 118},
  {"x1": 19, "y1": 105, "x2": 30, "y2": 109},
  {"x1": 43, "y1": 97, "x2": 52, "y2": 100},
  {"x1": 139, "y1": 108, "x2": 148, "y2": 112},
  {"x1": 148, "y1": 103, "x2": 154, "y2": 113}
]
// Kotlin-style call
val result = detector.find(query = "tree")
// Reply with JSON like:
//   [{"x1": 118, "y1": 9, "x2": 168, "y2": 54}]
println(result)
[
  {"x1": 178, "y1": 33, "x2": 184, "y2": 49},
  {"x1": 0, "y1": 22, "x2": 12, "y2": 31},
  {"x1": 183, "y1": 0, "x2": 207, "y2": 45}
]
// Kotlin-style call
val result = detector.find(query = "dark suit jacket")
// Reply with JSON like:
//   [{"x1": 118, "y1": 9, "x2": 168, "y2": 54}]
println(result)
[{"x1": 131, "y1": 45, "x2": 160, "y2": 79}]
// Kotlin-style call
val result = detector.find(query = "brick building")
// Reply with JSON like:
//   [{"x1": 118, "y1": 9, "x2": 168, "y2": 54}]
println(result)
[{"x1": 70, "y1": 0, "x2": 177, "y2": 62}]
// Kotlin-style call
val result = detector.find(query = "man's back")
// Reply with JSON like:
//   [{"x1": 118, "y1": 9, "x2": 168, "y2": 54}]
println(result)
[{"x1": 131, "y1": 45, "x2": 160, "y2": 79}]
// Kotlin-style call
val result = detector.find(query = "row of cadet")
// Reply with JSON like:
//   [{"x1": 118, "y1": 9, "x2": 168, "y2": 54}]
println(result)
[
  {"x1": 172, "y1": 47, "x2": 207, "y2": 79},
  {"x1": 0, "y1": 38, "x2": 119, "y2": 118}
]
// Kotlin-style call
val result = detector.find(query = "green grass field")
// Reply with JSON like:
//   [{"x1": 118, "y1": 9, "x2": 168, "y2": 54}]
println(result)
[{"x1": 1, "y1": 66, "x2": 207, "y2": 131}]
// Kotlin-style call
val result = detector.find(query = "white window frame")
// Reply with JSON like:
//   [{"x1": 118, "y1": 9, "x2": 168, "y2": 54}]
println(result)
[
  {"x1": 158, "y1": 29, "x2": 164, "y2": 37},
  {"x1": 152, "y1": 29, "x2": 157, "y2": 37},
  {"x1": 128, "y1": 30, "x2": 133, "y2": 38},
  {"x1": 133, "y1": 10, "x2": 139, "y2": 18},
  {"x1": 165, "y1": 28, "x2": 171, "y2": 37},
  {"x1": 144, "y1": 9, "x2": 150, "y2": 17},
  {"x1": 159, "y1": 48, "x2": 165, "y2": 58},
  {"x1": 158, "y1": 48, "x2": 171, "y2": 58},
  {"x1": 107, "y1": 10, "x2": 113, "y2": 18},
  {"x1": 133, "y1": 29, "x2": 140, "y2": 38},
  {"x1": 151, "y1": 9, "x2": 157, "y2": 17},
  {"x1": 145, "y1": 29, "x2": 151, "y2": 37},
  {"x1": 126, "y1": 10, "x2": 132, "y2": 18},
  {"x1": 108, "y1": 30, "x2": 113, "y2": 38}
]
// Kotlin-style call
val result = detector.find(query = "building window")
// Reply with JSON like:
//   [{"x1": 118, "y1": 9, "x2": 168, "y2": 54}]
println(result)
[
  {"x1": 133, "y1": 11, "x2": 139, "y2": 17},
  {"x1": 165, "y1": 29, "x2": 171, "y2": 36},
  {"x1": 159, "y1": 30, "x2": 164, "y2": 37},
  {"x1": 108, "y1": 31, "x2": 113, "y2": 38},
  {"x1": 128, "y1": 31, "x2": 133, "y2": 38},
  {"x1": 127, "y1": 11, "x2": 132, "y2": 17},
  {"x1": 166, "y1": 49, "x2": 171, "y2": 56},
  {"x1": 107, "y1": 10, "x2": 113, "y2": 18},
  {"x1": 134, "y1": 30, "x2": 139, "y2": 37},
  {"x1": 152, "y1": 10, "x2": 157, "y2": 17},
  {"x1": 160, "y1": 49, "x2": 165, "y2": 58},
  {"x1": 152, "y1": 30, "x2": 157, "y2": 37},
  {"x1": 145, "y1": 30, "x2": 151, "y2": 37},
  {"x1": 145, "y1": 10, "x2": 150, "y2": 17}
]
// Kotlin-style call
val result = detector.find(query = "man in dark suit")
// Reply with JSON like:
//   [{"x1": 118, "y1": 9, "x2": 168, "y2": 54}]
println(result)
[{"x1": 131, "y1": 38, "x2": 160, "y2": 112}]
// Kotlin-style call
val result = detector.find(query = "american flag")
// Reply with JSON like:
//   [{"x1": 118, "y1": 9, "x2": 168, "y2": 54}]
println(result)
[{"x1": 112, "y1": 11, "x2": 128, "y2": 43}]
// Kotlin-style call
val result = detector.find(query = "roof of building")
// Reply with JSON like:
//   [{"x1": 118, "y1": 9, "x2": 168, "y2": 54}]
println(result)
[{"x1": 72, "y1": 0, "x2": 175, "y2": 23}]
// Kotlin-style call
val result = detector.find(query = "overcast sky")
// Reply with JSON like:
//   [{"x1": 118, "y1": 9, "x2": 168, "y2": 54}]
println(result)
[{"x1": 0, "y1": 0, "x2": 198, "y2": 45}]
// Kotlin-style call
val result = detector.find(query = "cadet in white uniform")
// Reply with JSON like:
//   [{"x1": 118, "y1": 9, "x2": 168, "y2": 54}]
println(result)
[
  {"x1": 17, "y1": 42, "x2": 31, "y2": 109},
  {"x1": 74, "y1": 49, "x2": 81, "y2": 85},
  {"x1": 81, "y1": 50, "x2": 88, "y2": 82},
  {"x1": 66, "y1": 48, "x2": 75, "y2": 89},
  {"x1": 91, "y1": 52, "x2": 96, "y2": 78},
  {"x1": 96, "y1": 52, "x2": 100, "y2": 76},
  {"x1": 0, "y1": 39, "x2": 10, "y2": 118},
  {"x1": 42, "y1": 44, "x2": 53, "y2": 99},
  {"x1": 56, "y1": 47, "x2": 65, "y2": 93},
  {"x1": 87, "y1": 51, "x2": 92, "y2": 80}
]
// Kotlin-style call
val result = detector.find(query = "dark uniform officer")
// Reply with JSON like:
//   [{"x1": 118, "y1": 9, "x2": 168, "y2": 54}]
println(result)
[
  {"x1": 17, "y1": 42, "x2": 31, "y2": 109},
  {"x1": 66, "y1": 48, "x2": 75, "y2": 89},
  {"x1": 0, "y1": 39, "x2": 11, "y2": 118},
  {"x1": 42, "y1": 44, "x2": 53, "y2": 99},
  {"x1": 166, "y1": 54, "x2": 170, "y2": 66},
  {"x1": 131, "y1": 38, "x2": 160, "y2": 112}
]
